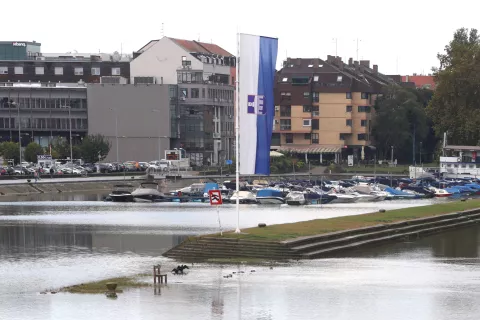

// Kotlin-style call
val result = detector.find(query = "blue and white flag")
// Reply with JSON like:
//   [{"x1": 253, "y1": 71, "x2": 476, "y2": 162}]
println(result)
[{"x1": 239, "y1": 34, "x2": 278, "y2": 175}]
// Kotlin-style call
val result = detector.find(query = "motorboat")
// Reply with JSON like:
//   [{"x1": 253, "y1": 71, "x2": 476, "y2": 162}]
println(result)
[
  {"x1": 256, "y1": 189, "x2": 285, "y2": 204},
  {"x1": 285, "y1": 191, "x2": 306, "y2": 206},
  {"x1": 329, "y1": 193, "x2": 358, "y2": 203},
  {"x1": 228, "y1": 191, "x2": 257, "y2": 204},
  {"x1": 131, "y1": 182, "x2": 166, "y2": 202},
  {"x1": 109, "y1": 184, "x2": 135, "y2": 202},
  {"x1": 429, "y1": 187, "x2": 453, "y2": 198}
]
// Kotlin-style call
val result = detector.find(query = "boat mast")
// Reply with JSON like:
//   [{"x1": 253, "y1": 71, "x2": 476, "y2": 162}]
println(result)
[{"x1": 235, "y1": 32, "x2": 241, "y2": 233}]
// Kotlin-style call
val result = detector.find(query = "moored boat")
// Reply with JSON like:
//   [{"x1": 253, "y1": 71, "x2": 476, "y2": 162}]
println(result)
[
  {"x1": 109, "y1": 184, "x2": 135, "y2": 202},
  {"x1": 256, "y1": 189, "x2": 285, "y2": 204}
]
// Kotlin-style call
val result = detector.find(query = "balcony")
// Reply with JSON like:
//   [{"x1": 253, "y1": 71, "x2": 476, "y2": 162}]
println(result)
[{"x1": 280, "y1": 125, "x2": 291, "y2": 131}]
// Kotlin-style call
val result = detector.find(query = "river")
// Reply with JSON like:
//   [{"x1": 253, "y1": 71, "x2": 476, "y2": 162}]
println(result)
[{"x1": 0, "y1": 196, "x2": 479, "y2": 320}]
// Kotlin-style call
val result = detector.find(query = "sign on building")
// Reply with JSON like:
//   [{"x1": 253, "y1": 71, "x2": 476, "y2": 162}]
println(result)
[
  {"x1": 347, "y1": 155, "x2": 354, "y2": 167},
  {"x1": 37, "y1": 155, "x2": 53, "y2": 161},
  {"x1": 12, "y1": 42, "x2": 26, "y2": 47}
]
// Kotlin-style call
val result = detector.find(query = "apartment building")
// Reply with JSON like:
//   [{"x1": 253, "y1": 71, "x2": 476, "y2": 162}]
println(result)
[
  {"x1": 273, "y1": 56, "x2": 396, "y2": 163},
  {"x1": 132, "y1": 37, "x2": 235, "y2": 166}
]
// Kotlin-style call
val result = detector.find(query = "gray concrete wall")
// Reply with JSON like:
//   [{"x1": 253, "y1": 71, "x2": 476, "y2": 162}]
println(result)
[{"x1": 87, "y1": 84, "x2": 171, "y2": 162}]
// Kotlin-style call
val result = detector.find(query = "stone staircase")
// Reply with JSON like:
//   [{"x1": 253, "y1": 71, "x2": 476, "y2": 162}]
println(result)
[
  {"x1": 164, "y1": 208, "x2": 480, "y2": 262},
  {"x1": 163, "y1": 237, "x2": 300, "y2": 261},
  {"x1": 284, "y1": 209, "x2": 480, "y2": 259}
]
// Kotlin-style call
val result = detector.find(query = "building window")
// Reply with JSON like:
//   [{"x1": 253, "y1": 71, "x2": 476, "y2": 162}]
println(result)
[
  {"x1": 202, "y1": 88, "x2": 205, "y2": 98},
  {"x1": 35, "y1": 67, "x2": 44, "y2": 75},
  {"x1": 346, "y1": 119, "x2": 352, "y2": 127},
  {"x1": 312, "y1": 133, "x2": 319, "y2": 144},
  {"x1": 285, "y1": 133, "x2": 293, "y2": 144},
  {"x1": 312, "y1": 106, "x2": 319, "y2": 117},
  {"x1": 0, "y1": 67, "x2": 7, "y2": 74},
  {"x1": 280, "y1": 119, "x2": 291, "y2": 131},
  {"x1": 303, "y1": 92, "x2": 310, "y2": 98},
  {"x1": 339, "y1": 133, "x2": 347, "y2": 140},
  {"x1": 191, "y1": 88, "x2": 200, "y2": 98},
  {"x1": 358, "y1": 106, "x2": 371, "y2": 113},
  {"x1": 361, "y1": 92, "x2": 369, "y2": 99},
  {"x1": 55, "y1": 67, "x2": 63, "y2": 75},
  {"x1": 303, "y1": 105, "x2": 311, "y2": 112},
  {"x1": 313, "y1": 92, "x2": 319, "y2": 102},
  {"x1": 280, "y1": 105, "x2": 291, "y2": 117},
  {"x1": 358, "y1": 134, "x2": 367, "y2": 140},
  {"x1": 181, "y1": 88, "x2": 188, "y2": 98},
  {"x1": 308, "y1": 64, "x2": 313, "y2": 68},
  {"x1": 303, "y1": 119, "x2": 312, "y2": 127},
  {"x1": 74, "y1": 67, "x2": 83, "y2": 76},
  {"x1": 361, "y1": 120, "x2": 367, "y2": 127},
  {"x1": 346, "y1": 92, "x2": 352, "y2": 99},
  {"x1": 313, "y1": 75, "x2": 319, "y2": 82},
  {"x1": 312, "y1": 119, "x2": 319, "y2": 130},
  {"x1": 304, "y1": 133, "x2": 311, "y2": 140},
  {"x1": 91, "y1": 67, "x2": 100, "y2": 75},
  {"x1": 346, "y1": 105, "x2": 352, "y2": 112},
  {"x1": 14, "y1": 66, "x2": 23, "y2": 75},
  {"x1": 111, "y1": 67, "x2": 121, "y2": 76},
  {"x1": 282, "y1": 77, "x2": 288, "y2": 82},
  {"x1": 337, "y1": 75, "x2": 343, "y2": 82},
  {"x1": 280, "y1": 92, "x2": 291, "y2": 100}
]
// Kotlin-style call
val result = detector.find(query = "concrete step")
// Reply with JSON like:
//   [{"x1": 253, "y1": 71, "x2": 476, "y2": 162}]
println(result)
[
  {"x1": 284, "y1": 209, "x2": 480, "y2": 248},
  {"x1": 304, "y1": 218, "x2": 480, "y2": 259},
  {"x1": 292, "y1": 214, "x2": 480, "y2": 254}
]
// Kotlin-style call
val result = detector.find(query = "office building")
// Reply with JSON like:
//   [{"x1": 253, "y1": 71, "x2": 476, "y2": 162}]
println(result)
[{"x1": 131, "y1": 37, "x2": 235, "y2": 165}]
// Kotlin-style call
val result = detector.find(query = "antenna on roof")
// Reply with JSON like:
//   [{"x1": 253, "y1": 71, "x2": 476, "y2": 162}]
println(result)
[
  {"x1": 120, "y1": 43, "x2": 123, "y2": 56},
  {"x1": 198, "y1": 33, "x2": 200, "y2": 41},
  {"x1": 161, "y1": 23, "x2": 164, "y2": 38}
]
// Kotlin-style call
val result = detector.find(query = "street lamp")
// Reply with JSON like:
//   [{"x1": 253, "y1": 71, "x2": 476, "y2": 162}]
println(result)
[
  {"x1": 391, "y1": 145, "x2": 394, "y2": 166},
  {"x1": 420, "y1": 142, "x2": 423, "y2": 165},
  {"x1": 61, "y1": 106, "x2": 73, "y2": 171},
  {"x1": 109, "y1": 108, "x2": 119, "y2": 163}
]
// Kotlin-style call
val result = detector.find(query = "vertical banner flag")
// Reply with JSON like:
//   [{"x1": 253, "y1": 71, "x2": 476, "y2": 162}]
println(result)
[{"x1": 239, "y1": 34, "x2": 278, "y2": 175}]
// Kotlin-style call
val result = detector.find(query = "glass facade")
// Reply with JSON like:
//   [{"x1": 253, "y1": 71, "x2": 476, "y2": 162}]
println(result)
[{"x1": 0, "y1": 42, "x2": 41, "y2": 60}]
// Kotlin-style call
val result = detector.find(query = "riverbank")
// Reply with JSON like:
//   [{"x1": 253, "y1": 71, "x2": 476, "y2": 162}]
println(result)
[{"x1": 164, "y1": 200, "x2": 480, "y2": 261}]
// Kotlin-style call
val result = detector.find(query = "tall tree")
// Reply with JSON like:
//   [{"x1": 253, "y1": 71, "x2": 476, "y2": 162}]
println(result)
[
  {"x1": 0, "y1": 141, "x2": 20, "y2": 165},
  {"x1": 426, "y1": 28, "x2": 480, "y2": 145},
  {"x1": 24, "y1": 142, "x2": 43, "y2": 163},
  {"x1": 80, "y1": 134, "x2": 111, "y2": 163},
  {"x1": 371, "y1": 85, "x2": 428, "y2": 163},
  {"x1": 51, "y1": 138, "x2": 70, "y2": 159}
]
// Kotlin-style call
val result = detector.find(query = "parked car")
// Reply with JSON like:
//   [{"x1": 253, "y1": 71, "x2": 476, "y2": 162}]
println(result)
[{"x1": 0, "y1": 167, "x2": 6, "y2": 175}]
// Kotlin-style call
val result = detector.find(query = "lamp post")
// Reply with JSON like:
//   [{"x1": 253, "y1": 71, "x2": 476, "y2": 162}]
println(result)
[
  {"x1": 62, "y1": 106, "x2": 73, "y2": 171},
  {"x1": 16, "y1": 102, "x2": 21, "y2": 169},
  {"x1": 420, "y1": 142, "x2": 423, "y2": 165},
  {"x1": 391, "y1": 145, "x2": 394, "y2": 166},
  {"x1": 110, "y1": 108, "x2": 119, "y2": 163}
]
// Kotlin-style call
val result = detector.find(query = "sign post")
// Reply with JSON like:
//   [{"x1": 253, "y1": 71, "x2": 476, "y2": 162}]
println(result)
[{"x1": 208, "y1": 190, "x2": 223, "y2": 236}]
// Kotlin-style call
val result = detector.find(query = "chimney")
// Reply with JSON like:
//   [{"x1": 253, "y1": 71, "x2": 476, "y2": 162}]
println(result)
[
  {"x1": 348, "y1": 58, "x2": 353, "y2": 66},
  {"x1": 360, "y1": 60, "x2": 370, "y2": 68},
  {"x1": 373, "y1": 65, "x2": 378, "y2": 73},
  {"x1": 335, "y1": 57, "x2": 343, "y2": 70},
  {"x1": 327, "y1": 55, "x2": 335, "y2": 63}
]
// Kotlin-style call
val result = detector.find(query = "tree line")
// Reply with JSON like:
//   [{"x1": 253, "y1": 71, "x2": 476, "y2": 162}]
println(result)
[
  {"x1": 0, "y1": 134, "x2": 111, "y2": 165},
  {"x1": 372, "y1": 28, "x2": 479, "y2": 164}
]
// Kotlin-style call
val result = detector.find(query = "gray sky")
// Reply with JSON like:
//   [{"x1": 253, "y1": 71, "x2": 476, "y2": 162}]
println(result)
[{"x1": 4, "y1": 0, "x2": 475, "y2": 75}]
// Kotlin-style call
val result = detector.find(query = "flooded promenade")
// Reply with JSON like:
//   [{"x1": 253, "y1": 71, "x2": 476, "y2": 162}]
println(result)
[{"x1": 0, "y1": 197, "x2": 479, "y2": 320}]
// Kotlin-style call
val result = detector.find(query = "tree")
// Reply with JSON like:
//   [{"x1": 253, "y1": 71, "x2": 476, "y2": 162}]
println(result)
[
  {"x1": 80, "y1": 134, "x2": 111, "y2": 163},
  {"x1": 0, "y1": 141, "x2": 20, "y2": 165},
  {"x1": 426, "y1": 28, "x2": 480, "y2": 145},
  {"x1": 24, "y1": 142, "x2": 43, "y2": 163},
  {"x1": 51, "y1": 138, "x2": 70, "y2": 159},
  {"x1": 371, "y1": 85, "x2": 428, "y2": 163}
]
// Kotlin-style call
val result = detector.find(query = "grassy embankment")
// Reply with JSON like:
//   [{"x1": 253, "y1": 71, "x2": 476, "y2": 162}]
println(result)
[
  {"x1": 60, "y1": 275, "x2": 150, "y2": 294},
  {"x1": 213, "y1": 200, "x2": 480, "y2": 242},
  {"x1": 343, "y1": 163, "x2": 438, "y2": 174}
]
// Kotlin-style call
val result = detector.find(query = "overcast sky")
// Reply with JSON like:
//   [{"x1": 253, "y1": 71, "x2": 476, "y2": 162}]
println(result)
[{"x1": 4, "y1": 0, "x2": 476, "y2": 75}]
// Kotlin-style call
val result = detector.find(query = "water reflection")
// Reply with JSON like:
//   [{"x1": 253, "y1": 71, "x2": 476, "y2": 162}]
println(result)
[
  {"x1": 0, "y1": 200, "x2": 479, "y2": 320},
  {"x1": 0, "y1": 224, "x2": 187, "y2": 258}
]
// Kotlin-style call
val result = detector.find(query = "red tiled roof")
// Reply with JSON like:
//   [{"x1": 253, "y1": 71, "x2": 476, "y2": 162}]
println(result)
[
  {"x1": 169, "y1": 37, "x2": 233, "y2": 56},
  {"x1": 402, "y1": 75, "x2": 436, "y2": 89}
]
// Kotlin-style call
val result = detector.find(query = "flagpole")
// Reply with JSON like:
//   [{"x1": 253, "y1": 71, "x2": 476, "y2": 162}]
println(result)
[{"x1": 235, "y1": 31, "x2": 241, "y2": 234}]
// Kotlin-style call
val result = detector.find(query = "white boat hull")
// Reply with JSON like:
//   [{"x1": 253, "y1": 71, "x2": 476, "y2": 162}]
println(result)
[
  {"x1": 330, "y1": 196, "x2": 358, "y2": 204},
  {"x1": 257, "y1": 197, "x2": 285, "y2": 205}
]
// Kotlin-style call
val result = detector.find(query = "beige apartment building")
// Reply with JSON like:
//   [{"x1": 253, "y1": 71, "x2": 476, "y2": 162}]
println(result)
[{"x1": 272, "y1": 56, "x2": 396, "y2": 164}]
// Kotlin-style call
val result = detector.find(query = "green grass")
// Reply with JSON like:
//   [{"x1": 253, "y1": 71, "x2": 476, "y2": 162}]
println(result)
[
  {"x1": 210, "y1": 199, "x2": 480, "y2": 242},
  {"x1": 60, "y1": 276, "x2": 150, "y2": 294},
  {"x1": 344, "y1": 165, "x2": 409, "y2": 174}
]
